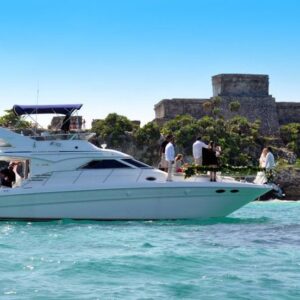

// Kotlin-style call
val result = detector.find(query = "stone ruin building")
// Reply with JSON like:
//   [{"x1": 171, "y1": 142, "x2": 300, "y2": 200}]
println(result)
[
  {"x1": 154, "y1": 74, "x2": 300, "y2": 136},
  {"x1": 50, "y1": 116, "x2": 83, "y2": 131}
]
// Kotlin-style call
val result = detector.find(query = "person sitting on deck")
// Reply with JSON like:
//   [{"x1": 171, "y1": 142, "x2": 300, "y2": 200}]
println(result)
[
  {"x1": 174, "y1": 154, "x2": 184, "y2": 173},
  {"x1": 0, "y1": 168, "x2": 15, "y2": 188}
]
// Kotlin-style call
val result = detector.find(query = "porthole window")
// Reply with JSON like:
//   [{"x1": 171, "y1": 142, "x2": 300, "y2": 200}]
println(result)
[
  {"x1": 216, "y1": 189, "x2": 226, "y2": 193},
  {"x1": 146, "y1": 177, "x2": 156, "y2": 181},
  {"x1": 230, "y1": 189, "x2": 239, "y2": 193}
]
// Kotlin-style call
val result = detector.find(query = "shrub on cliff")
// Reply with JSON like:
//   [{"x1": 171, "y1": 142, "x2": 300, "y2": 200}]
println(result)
[
  {"x1": 229, "y1": 100, "x2": 241, "y2": 112},
  {"x1": 89, "y1": 112, "x2": 265, "y2": 166},
  {"x1": 134, "y1": 122, "x2": 160, "y2": 146},
  {"x1": 161, "y1": 115, "x2": 199, "y2": 153},
  {"x1": 91, "y1": 113, "x2": 133, "y2": 147},
  {"x1": 280, "y1": 123, "x2": 300, "y2": 156},
  {"x1": 0, "y1": 109, "x2": 31, "y2": 129}
]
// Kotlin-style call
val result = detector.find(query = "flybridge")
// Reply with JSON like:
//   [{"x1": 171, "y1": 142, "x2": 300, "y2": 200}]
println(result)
[
  {"x1": 13, "y1": 104, "x2": 83, "y2": 116},
  {"x1": 0, "y1": 104, "x2": 93, "y2": 142},
  {"x1": 12, "y1": 104, "x2": 83, "y2": 134}
]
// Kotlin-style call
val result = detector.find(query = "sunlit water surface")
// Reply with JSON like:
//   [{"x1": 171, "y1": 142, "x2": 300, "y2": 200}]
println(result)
[{"x1": 1, "y1": 200, "x2": 300, "y2": 299}]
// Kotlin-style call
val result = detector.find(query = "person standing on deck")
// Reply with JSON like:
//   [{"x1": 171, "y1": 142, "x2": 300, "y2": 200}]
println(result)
[
  {"x1": 159, "y1": 134, "x2": 172, "y2": 171},
  {"x1": 165, "y1": 136, "x2": 175, "y2": 181},
  {"x1": 265, "y1": 147, "x2": 276, "y2": 170},
  {"x1": 253, "y1": 148, "x2": 268, "y2": 184},
  {"x1": 202, "y1": 141, "x2": 219, "y2": 182},
  {"x1": 192, "y1": 137, "x2": 207, "y2": 165}
]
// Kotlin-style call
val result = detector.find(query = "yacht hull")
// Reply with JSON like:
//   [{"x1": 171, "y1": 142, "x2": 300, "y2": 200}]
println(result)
[{"x1": 0, "y1": 184, "x2": 270, "y2": 220}]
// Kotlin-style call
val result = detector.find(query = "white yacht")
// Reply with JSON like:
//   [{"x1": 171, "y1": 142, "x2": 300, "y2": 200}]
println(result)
[{"x1": 0, "y1": 105, "x2": 271, "y2": 220}]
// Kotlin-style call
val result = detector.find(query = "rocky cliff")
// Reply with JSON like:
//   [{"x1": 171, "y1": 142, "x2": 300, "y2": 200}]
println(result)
[{"x1": 276, "y1": 167, "x2": 300, "y2": 200}]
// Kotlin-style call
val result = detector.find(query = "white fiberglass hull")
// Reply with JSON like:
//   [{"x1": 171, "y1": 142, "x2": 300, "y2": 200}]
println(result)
[{"x1": 0, "y1": 183, "x2": 270, "y2": 220}]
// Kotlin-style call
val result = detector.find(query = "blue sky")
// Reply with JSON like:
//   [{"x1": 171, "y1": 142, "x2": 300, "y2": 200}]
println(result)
[{"x1": 0, "y1": 0, "x2": 299, "y2": 127}]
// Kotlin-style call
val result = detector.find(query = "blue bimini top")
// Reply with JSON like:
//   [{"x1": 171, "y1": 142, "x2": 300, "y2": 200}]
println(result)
[{"x1": 13, "y1": 104, "x2": 83, "y2": 116}]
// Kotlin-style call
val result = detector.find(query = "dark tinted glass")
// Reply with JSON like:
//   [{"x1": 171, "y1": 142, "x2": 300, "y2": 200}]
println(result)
[{"x1": 82, "y1": 160, "x2": 131, "y2": 169}]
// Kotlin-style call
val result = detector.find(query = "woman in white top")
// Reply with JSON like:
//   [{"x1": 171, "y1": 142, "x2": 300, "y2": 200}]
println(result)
[
  {"x1": 259, "y1": 148, "x2": 268, "y2": 168},
  {"x1": 254, "y1": 148, "x2": 268, "y2": 184}
]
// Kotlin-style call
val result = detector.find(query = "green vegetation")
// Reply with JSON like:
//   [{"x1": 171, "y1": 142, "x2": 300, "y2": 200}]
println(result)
[
  {"x1": 0, "y1": 108, "x2": 299, "y2": 170},
  {"x1": 161, "y1": 114, "x2": 261, "y2": 165},
  {"x1": 280, "y1": 123, "x2": 300, "y2": 156},
  {"x1": 161, "y1": 114, "x2": 199, "y2": 153},
  {"x1": 229, "y1": 100, "x2": 241, "y2": 112},
  {"x1": 90, "y1": 114, "x2": 161, "y2": 165},
  {"x1": 135, "y1": 122, "x2": 160, "y2": 146},
  {"x1": 276, "y1": 158, "x2": 300, "y2": 171},
  {"x1": 91, "y1": 113, "x2": 134, "y2": 147},
  {"x1": 88, "y1": 111, "x2": 298, "y2": 168},
  {"x1": 202, "y1": 96, "x2": 223, "y2": 117},
  {"x1": 0, "y1": 109, "x2": 31, "y2": 129},
  {"x1": 91, "y1": 114, "x2": 161, "y2": 150}
]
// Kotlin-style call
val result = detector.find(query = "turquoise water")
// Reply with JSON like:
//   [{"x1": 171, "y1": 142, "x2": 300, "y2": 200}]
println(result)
[{"x1": 1, "y1": 201, "x2": 300, "y2": 300}]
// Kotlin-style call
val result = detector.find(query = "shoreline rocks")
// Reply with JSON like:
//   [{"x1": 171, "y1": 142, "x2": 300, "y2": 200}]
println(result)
[{"x1": 276, "y1": 167, "x2": 300, "y2": 200}]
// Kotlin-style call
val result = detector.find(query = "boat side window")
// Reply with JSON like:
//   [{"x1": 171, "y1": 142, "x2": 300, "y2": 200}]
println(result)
[
  {"x1": 81, "y1": 160, "x2": 132, "y2": 169},
  {"x1": 121, "y1": 159, "x2": 152, "y2": 169},
  {"x1": 0, "y1": 139, "x2": 12, "y2": 147}
]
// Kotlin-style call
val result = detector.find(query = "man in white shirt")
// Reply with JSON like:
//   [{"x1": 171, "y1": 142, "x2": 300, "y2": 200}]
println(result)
[
  {"x1": 192, "y1": 137, "x2": 207, "y2": 165},
  {"x1": 159, "y1": 134, "x2": 172, "y2": 171},
  {"x1": 165, "y1": 136, "x2": 175, "y2": 181},
  {"x1": 265, "y1": 147, "x2": 275, "y2": 170}
]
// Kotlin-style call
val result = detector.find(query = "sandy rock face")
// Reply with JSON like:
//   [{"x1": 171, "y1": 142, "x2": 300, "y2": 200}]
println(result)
[{"x1": 276, "y1": 168, "x2": 300, "y2": 200}]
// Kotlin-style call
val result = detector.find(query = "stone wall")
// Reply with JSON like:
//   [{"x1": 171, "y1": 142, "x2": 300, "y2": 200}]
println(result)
[
  {"x1": 154, "y1": 98, "x2": 209, "y2": 125},
  {"x1": 154, "y1": 74, "x2": 300, "y2": 136},
  {"x1": 51, "y1": 116, "x2": 83, "y2": 131},
  {"x1": 276, "y1": 102, "x2": 300, "y2": 125},
  {"x1": 217, "y1": 96, "x2": 280, "y2": 136},
  {"x1": 212, "y1": 74, "x2": 269, "y2": 97}
]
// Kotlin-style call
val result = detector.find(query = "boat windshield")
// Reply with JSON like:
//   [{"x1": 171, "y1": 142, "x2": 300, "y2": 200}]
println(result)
[
  {"x1": 122, "y1": 158, "x2": 152, "y2": 169},
  {"x1": 29, "y1": 132, "x2": 95, "y2": 141}
]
